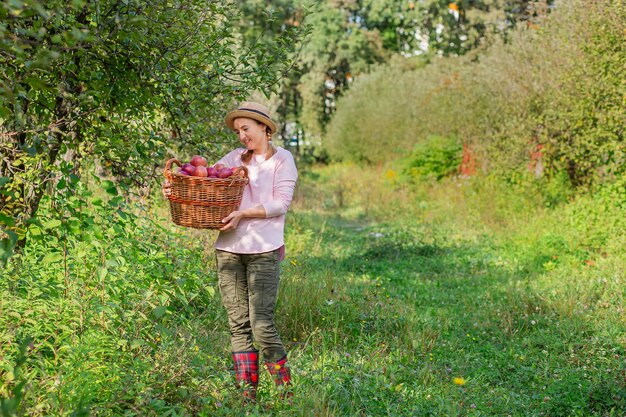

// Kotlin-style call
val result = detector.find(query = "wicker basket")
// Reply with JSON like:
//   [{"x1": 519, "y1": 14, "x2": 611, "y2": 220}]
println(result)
[{"x1": 163, "y1": 158, "x2": 249, "y2": 229}]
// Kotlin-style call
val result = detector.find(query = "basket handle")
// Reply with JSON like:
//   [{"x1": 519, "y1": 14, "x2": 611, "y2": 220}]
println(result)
[
  {"x1": 229, "y1": 165, "x2": 249, "y2": 185},
  {"x1": 237, "y1": 165, "x2": 249, "y2": 179},
  {"x1": 164, "y1": 158, "x2": 181, "y2": 181}
]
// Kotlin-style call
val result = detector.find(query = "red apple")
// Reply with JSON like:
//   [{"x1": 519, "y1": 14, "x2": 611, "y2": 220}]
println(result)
[
  {"x1": 213, "y1": 163, "x2": 226, "y2": 171},
  {"x1": 182, "y1": 163, "x2": 196, "y2": 175},
  {"x1": 195, "y1": 166, "x2": 208, "y2": 177},
  {"x1": 217, "y1": 167, "x2": 233, "y2": 178},
  {"x1": 207, "y1": 166, "x2": 218, "y2": 177},
  {"x1": 177, "y1": 168, "x2": 190, "y2": 176},
  {"x1": 190, "y1": 155, "x2": 208, "y2": 167}
]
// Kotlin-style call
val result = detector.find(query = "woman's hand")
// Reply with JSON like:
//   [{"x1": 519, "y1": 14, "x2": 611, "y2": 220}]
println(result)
[
  {"x1": 162, "y1": 181, "x2": 172, "y2": 198},
  {"x1": 219, "y1": 206, "x2": 266, "y2": 231},
  {"x1": 220, "y1": 210, "x2": 243, "y2": 231}
]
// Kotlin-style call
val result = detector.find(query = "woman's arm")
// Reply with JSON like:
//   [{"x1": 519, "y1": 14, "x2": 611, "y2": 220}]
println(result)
[
  {"x1": 261, "y1": 153, "x2": 298, "y2": 218},
  {"x1": 215, "y1": 148, "x2": 243, "y2": 168}
]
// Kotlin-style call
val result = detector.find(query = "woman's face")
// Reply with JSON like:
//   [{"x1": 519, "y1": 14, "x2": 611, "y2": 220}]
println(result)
[{"x1": 233, "y1": 117, "x2": 269, "y2": 154}]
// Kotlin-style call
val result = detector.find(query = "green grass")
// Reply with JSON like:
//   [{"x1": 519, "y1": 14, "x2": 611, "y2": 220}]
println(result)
[
  {"x1": 274, "y1": 213, "x2": 624, "y2": 416},
  {"x1": 1, "y1": 163, "x2": 625, "y2": 416},
  {"x1": 270, "y1": 164, "x2": 625, "y2": 416}
]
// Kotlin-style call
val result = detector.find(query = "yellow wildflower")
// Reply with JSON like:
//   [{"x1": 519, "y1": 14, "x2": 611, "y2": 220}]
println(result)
[{"x1": 453, "y1": 377, "x2": 466, "y2": 386}]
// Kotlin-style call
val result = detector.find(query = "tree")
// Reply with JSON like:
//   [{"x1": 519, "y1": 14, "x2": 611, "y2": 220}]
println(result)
[
  {"x1": 0, "y1": 0, "x2": 305, "y2": 263},
  {"x1": 235, "y1": 0, "x2": 311, "y2": 144},
  {"x1": 268, "y1": 0, "x2": 554, "y2": 136}
]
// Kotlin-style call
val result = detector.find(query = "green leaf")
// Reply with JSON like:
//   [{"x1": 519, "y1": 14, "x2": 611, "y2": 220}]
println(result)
[
  {"x1": 101, "y1": 180, "x2": 118, "y2": 195},
  {"x1": 0, "y1": 230, "x2": 19, "y2": 265},
  {"x1": 25, "y1": 76, "x2": 50, "y2": 91},
  {"x1": 0, "y1": 213, "x2": 16, "y2": 227},
  {"x1": 176, "y1": 292, "x2": 189, "y2": 306},
  {"x1": 101, "y1": 180, "x2": 114, "y2": 189},
  {"x1": 205, "y1": 286, "x2": 215, "y2": 297},
  {"x1": 42, "y1": 252, "x2": 64, "y2": 264},
  {"x1": 117, "y1": 208, "x2": 127, "y2": 220},
  {"x1": 43, "y1": 219, "x2": 62, "y2": 229},
  {"x1": 109, "y1": 196, "x2": 124, "y2": 207},
  {"x1": 153, "y1": 306, "x2": 168, "y2": 318},
  {"x1": 97, "y1": 267, "x2": 108, "y2": 281}
]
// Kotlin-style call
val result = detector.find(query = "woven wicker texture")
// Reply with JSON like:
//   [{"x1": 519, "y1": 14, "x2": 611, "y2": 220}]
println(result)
[{"x1": 164, "y1": 158, "x2": 249, "y2": 229}]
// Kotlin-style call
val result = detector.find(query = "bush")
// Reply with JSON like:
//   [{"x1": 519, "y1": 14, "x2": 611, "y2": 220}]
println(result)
[{"x1": 400, "y1": 136, "x2": 462, "y2": 181}]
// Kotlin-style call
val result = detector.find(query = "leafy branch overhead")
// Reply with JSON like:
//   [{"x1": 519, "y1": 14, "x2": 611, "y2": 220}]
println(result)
[
  {"x1": 0, "y1": 0, "x2": 307, "y2": 261},
  {"x1": 248, "y1": 0, "x2": 555, "y2": 135}
]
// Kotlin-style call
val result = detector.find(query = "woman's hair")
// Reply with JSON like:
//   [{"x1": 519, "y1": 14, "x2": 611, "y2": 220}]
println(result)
[{"x1": 240, "y1": 121, "x2": 276, "y2": 165}]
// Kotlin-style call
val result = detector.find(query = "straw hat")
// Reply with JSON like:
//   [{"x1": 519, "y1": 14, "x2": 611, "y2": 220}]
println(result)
[{"x1": 225, "y1": 101, "x2": 277, "y2": 134}]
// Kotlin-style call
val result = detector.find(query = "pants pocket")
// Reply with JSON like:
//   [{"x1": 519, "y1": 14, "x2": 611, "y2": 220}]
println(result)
[
  {"x1": 248, "y1": 251, "x2": 280, "y2": 311},
  {"x1": 216, "y1": 251, "x2": 244, "y2": 315}
]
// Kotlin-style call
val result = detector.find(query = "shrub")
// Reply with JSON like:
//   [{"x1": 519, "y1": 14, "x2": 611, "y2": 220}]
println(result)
[{"x1": 400, "y1": 136, "x2": 462, "y2": 181}]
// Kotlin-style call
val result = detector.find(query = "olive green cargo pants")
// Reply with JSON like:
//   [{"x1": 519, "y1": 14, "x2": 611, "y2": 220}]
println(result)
[{"x1": 216, "y1": 249, "x2": 286, "y2": 363}]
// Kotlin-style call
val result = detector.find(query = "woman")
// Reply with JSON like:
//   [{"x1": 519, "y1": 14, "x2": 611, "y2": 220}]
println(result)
[
  {"x1": 167, "y1": 102, "x2": 297, "y2": 401},
  {"x1": 216, "y1": 101, "x2": 297, "y2": 401}
]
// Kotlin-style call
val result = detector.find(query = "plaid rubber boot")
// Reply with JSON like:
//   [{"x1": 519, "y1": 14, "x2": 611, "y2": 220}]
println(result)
[
  {"x1": 265, "y1": 355, "x2": 292, "y2": 399},
  {"x1": 232, "y1": 351, "x2": 259, "y2": 401}
]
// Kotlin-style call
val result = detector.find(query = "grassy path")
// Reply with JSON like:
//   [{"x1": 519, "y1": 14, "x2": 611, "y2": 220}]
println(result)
[{"x1": 269, "y1": 208, "x2": 625, "y2": 416}]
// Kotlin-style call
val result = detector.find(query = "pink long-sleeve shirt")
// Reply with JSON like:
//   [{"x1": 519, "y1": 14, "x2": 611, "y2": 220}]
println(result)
[{"x1": 213, "y1": 146, "x2": 298, "y2": 254}]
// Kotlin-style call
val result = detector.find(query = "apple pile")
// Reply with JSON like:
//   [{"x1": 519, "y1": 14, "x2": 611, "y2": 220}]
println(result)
[{"x1": 176, "y1": 155, "x2": 241, "y2": 178}]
